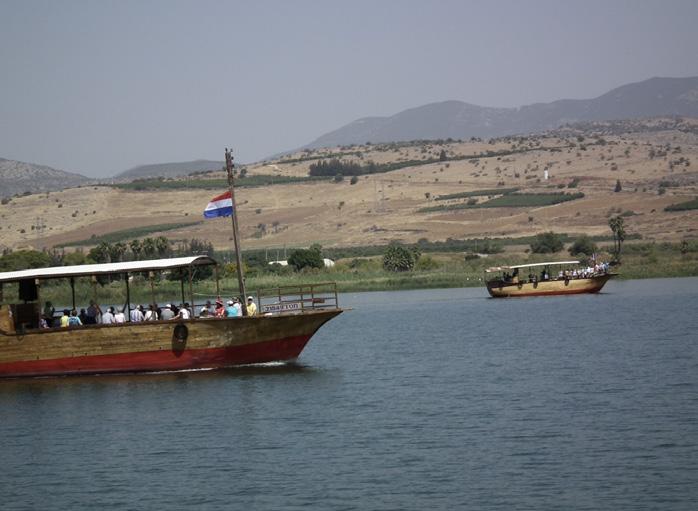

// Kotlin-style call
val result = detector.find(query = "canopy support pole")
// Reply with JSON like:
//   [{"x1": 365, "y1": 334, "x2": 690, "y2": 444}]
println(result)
[
  {"x1": 188, "y1": 265, "x2": 194, "y2": 318},
  {"x1": 149, "y1": 272, "x2": 156, "y2": 307},
  {"x1": 125, "y1": 274, "x2": 131, "y2": 321},
  {"x1": 70, "y1": 277, "x2": 76, "y2": 311}
]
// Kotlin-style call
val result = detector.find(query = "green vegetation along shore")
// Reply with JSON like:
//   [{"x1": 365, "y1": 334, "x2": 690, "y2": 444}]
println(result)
[{"x1": 9, "y1": 245, "x2": 696, "y2": 307}]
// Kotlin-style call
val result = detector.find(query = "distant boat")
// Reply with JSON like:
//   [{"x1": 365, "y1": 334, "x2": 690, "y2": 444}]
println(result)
[{"x1": 484, "y1": 260, "x2": 615, "y2": 297}]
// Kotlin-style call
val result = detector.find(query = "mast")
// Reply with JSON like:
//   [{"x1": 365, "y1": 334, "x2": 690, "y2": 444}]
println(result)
[{"x1": 225, "y1": 148, "x2": 248, "y2": 315}]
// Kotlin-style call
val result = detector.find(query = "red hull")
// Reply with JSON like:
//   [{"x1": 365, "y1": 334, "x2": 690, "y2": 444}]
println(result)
[{"x1": 0, "y1": 334, "x2": 311, "y2": 378}]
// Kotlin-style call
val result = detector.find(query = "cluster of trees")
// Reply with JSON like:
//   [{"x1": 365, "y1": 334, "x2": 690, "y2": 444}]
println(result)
[{"x1": 308, "y1": 158, "x2": 380, "y2": 177}]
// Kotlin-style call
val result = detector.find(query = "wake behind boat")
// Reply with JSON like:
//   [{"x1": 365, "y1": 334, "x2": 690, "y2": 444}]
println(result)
[{"x1": 484, "y1": 260, "x2": 616, "y2": 297}]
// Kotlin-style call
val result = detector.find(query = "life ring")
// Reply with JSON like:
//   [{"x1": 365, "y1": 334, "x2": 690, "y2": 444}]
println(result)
[
  {"x1": 533, "y1": 280, "x2": 538, "y2": 289},
  {"x1": 173, "y1": 323, "x2": 188, "y2": 343},
  {"x1": 517, "y1": 282, "x2": 523, "y2": 289},
  {"x1": 564, "y1": 277, "x2": 570, "y2": 286}
]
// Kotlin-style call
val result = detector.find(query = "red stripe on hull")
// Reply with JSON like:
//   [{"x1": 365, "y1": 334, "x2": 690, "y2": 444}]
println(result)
[{"x1": 0, "y1": 334, "x2": 311, "y2": 378}]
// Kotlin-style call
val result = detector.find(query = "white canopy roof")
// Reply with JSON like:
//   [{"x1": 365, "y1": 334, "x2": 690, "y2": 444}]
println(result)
[
  {"x1": 0, "y1": 255, "x2": 217, "y2": 283},
  {"x1": 485, "y1": 260, "x2": 581, "y2": 273}
]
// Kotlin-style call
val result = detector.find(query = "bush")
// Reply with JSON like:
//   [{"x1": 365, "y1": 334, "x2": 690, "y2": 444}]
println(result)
[
  {"x1": 569, "y1": 235, "x2": 598, "y2": 256},
  {"x1": 350, "y1": 176, "x2": 358, "y2": 185},
  {"x1": 382, "y1": 243, "x2": 416, "y2": 272},
  {"x1": 288, "y1": 247, "x2": 324, "y2": 271},
  {"x1": 530, "y1": 232, "x2": 564, "y2": 254}
]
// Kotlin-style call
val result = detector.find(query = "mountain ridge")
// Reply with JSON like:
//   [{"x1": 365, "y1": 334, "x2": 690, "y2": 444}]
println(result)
[
  {"x1": 0, "y1": 158, "x2": 92, "y2": 199},
  {"x1": 302, "y1": 76, "x2": 698, "y2": 150}
]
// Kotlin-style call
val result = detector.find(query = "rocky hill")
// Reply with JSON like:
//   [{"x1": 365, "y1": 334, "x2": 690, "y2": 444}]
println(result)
[
  {"x1": 304, "y1": 76, "x2": 698, "y2": 149},
  {"x1": 115, "y1": 159, "x2": 224, "y2": 180},
  {"x1": 0, "y1": 158, "x2": 92, "y2": 199}
]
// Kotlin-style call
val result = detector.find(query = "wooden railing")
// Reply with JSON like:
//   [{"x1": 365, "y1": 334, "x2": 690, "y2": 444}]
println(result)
[{"x1": 256, "y1": 282, "x2": 339, "y2": 315}]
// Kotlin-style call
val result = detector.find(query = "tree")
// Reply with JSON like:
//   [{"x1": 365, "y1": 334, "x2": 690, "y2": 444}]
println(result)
[
  {"x1": 614, "y1": 179, "x2": 622, "y2": 192},
  {"x1": 0, "y1": 250, "x2": 51, "y2": 271},
  {"x1": 129, "y1": 239, "x2": 143, "y2": 260},
  {"x1": 382, "y1": 243, "x2": 416, "y2": 272},
  {"x1": 88, "y1": 242, "x2": 112, "y2": 263},
  {"x1": 288, "y1": 246, "x2": 323, "y2": 271},
  {"x1": 439, "y1": 149, "x2": 447, "y2": 161},
  {"x1": 155, "y1": 236, "x2": 170, "y2": 257},
  {"x1": 530, "y1": 232, "x2": 564, "y2": 254},
  {"x1": 608, "y1": 216, "x2": 626, "y2": 263},
  {"x1": 569, "y1": 235, "x2": 598, "y2": 256}
]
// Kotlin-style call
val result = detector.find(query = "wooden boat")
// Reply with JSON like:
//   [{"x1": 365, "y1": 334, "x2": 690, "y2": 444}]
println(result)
[
  {"x1": 0, "y1": 256, "x2": 341, "y2": 377},
  {"x1": 0, "y1": 149, "x2": 342, "y2": 378},
  {"x1": 484, "y1": 260, "x2": 615, "y2": 298}
]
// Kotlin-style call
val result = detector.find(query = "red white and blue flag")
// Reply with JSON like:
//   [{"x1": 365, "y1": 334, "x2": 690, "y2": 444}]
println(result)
[{"x1": 203, "y1": 191, "x2": 233, "y2": 218}]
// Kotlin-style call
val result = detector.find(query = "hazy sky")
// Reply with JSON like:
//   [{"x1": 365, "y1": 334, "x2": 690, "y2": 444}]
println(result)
[{"x1": 1, "y1": 0, "x2": 697, "y2": 177}]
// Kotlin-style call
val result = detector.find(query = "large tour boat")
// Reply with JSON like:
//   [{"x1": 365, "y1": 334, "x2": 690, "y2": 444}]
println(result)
[
  {"x1": 0, "y1": 149, "x2": 342, "y2": 378},
  {"x1": 484, "y1": 260, "x2": 615, "y2": 297},
  {"x1": 0, "y1": 256, "x2": 341, "y2": 378}
]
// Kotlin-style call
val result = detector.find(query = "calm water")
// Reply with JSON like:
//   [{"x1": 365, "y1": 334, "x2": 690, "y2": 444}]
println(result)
[{"x1": 2, "y1": 278, "x2": 697, "y2": 510}]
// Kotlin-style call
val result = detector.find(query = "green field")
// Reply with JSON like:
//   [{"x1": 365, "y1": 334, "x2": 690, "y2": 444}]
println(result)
[
  {"x1": 56, "y1": 222, "x2": 201, "y2": 247},
  {"x1": 419, "y1": 192, "x2": 584, "y2": 212},
  {"x1": 664, "y1": 197, "x2": 698, "y2": 211},
  {"x1": 113, "y1": 174, "x2": 330, "y2": 191},
  {"x1": 435, "y1": 188, "x2": 519, "y2": 201}
]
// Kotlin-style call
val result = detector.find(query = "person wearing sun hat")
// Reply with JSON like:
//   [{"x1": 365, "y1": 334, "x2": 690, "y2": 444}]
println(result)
[
  {"x1": 214, "y1": 297, "x2": 225, "y2": 317},
  {"x1": 246, "y1": 296, "x2": 257, "y2": 316}
]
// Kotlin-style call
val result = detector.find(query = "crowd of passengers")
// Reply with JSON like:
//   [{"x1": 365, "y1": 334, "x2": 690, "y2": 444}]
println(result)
[
  {"x1": 501, "y1": 261, "x2": 610, "y2": 285},
  {"x1": 39, "y1": 296, "x2": 257, "y2": 328}
]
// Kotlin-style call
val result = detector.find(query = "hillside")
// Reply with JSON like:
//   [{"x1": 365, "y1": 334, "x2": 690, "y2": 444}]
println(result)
[
  {"x1": 304, "y1": 76, "x2": 698, "y2": 150},
  {"x1": 0, "y1": 158, "x2": 92, "y2": 199},
  {"x1": 1, "y1": 118, "x2": 697, "y2": 254},
  {"x1": 115, "y1": 159, "x2": 224, "y2": 180}
]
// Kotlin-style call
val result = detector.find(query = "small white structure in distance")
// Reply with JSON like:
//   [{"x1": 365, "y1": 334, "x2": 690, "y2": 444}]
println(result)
[{"x1": 267, "y1": 258, "x2": 335, "y2": 268}]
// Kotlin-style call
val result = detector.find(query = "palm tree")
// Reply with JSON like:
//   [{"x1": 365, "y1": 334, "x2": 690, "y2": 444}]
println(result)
[
  {"x1": 155, "y1": 236, "x2": 170, "y2": 258},
  {"x1": 142, "y1": 237, "x2": 156, "y2": 258},
  {"x1": 608, "y1": 216, "x2": 626, "y2": 263},
  {"x1": 129, "y1": 239, "x2": 142, "y2": 261}
]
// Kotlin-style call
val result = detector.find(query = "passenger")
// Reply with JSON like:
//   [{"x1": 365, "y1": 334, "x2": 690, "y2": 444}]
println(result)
[
  {"x1": 79, "y1": 308, "x2": 88, "y2": 324},
  {"x1": 43, "y1": 301, "x2": 55, "y2": 327},
  {"x1": 233, "y1": 297, "x2": 242, "y2": 316},
  {"x1": 60, "y1": 309, "x2": 70, "y2": 327},
  {"x1": 199, "y1": 300, "x2": 213, "y2": 317},
  {"x1": 225, "y1": 300, "x2": 239, "y2": 318},
  {"x1": 214, "y1": 298, "x2": 225, "y2": 318},
  {"x1": 246, "y1": 296, "x2": 257, "y2": 316},
  {"x1": 160, "y1": 304, "x2": 175, "y2": 321},
  {"x1": 39, "y1": 316, "x2": 49, "y2": 329},
  {"x1": 171, "y1": 303, "x2": 180, "y2": 317},
  {"x1": 68, "y1": 309, "x2": 83, "y2": 326},
  {"x1": 114, "y1": 308, "x2": 126, "y2": 323},
  {"x1": 172, "y1": 303, "x2": 190, "y2": 320},
  {"x1": 86, "y1": 300, "x2": 102, "y2": 324},
  {"x1": 130, "y1": 305, "x2": 144, "y2": 322},
  {"x1": 144, "y1": 304, "x2": 159, "y2": 321},
  {"x1": 102, "y1": 307, "x2": 116, "y2": 324}
]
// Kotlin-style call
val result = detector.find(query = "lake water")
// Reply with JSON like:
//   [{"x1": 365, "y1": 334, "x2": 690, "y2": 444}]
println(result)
[{"x1": 2, "y1": 278, "x2": 697, "y2": 510}]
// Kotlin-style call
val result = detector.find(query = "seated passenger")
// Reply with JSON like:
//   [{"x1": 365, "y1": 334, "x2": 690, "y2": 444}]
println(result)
[
  {"x1": 246, "y1": 296, "x2": 257, "y2": 316},
  {"x1": 79, "y1": 308, "x2": 88, "y2": 324},
  {"x1": 60, "y1": 309, "x2": 70, "y2": 327},
  {"x1": 214, "y1": 298, "x2": 225, "y2": 317},
  {"x1": 172, "y1": 304, "x2": 191, "y2": 320},
  {"x1": 43, "y1": 301, "x2": 55, "y2": 327},
  {"x1": 114, "y1": 308, "x2": 126, "y2": 323},
  {"x1": 225, "y1": 300, "x2": 239, "y2": 317},
  {"x1": 86, "y1": 300, "x2": 102, "y2": 324},
  {"x1": 199, "y1": 300, "x2": 212, "y2": 317},
  {"x1": 130, "y1": 305, "x2": 145, "y2": 322},
  {"x1": 102, "y1": 307, "x2": 115, "y2": 324},
  {"x1": 160, "y1": 304, "x2": 175, "y2": 321},
  {"x1": 144, "y1": 304, "x2": 158, "y2": 321},
  {"x1": 68, "y1": 309, "x2": 82, "y2": 326}
]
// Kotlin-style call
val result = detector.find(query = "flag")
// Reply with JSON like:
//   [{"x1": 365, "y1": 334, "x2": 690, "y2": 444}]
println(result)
[{"x1": 204, "y1": 191, "x2": 233, "y2": 218}]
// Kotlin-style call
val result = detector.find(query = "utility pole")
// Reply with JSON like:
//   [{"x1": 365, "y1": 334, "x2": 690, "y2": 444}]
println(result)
[{"x1": 225, "y1": 148, "x2": 248, "y2": 315}]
